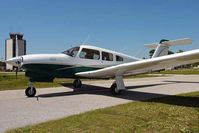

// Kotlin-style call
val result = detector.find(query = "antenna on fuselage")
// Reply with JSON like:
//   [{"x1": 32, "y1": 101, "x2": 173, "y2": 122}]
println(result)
[
  {"x1": 121, "y1": 45, "x2": 127, "y2": 53},
  {"x1": 133, "y1": 46, "x2": 146, "y2": 58},
  {"x1": 82, "y1": 34, "x2": 90, "y2": 45}
]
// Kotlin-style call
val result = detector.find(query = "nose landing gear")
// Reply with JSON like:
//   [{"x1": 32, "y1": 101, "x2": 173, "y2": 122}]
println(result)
[
  {"x1": 73, "y1": 79, "x2": 82, "y2": 88},
  {"x1": 25, "y1": 82, "x2": 36, "y2": 97}
]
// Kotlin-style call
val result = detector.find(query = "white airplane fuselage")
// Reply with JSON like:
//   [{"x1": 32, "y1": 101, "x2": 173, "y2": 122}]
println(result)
[
  {"x1": 7, "y1": 45, "x2": 140, "y2": 82},
  {"x1": 6, "y1": 38, "x2": 199, "y2": 97}
]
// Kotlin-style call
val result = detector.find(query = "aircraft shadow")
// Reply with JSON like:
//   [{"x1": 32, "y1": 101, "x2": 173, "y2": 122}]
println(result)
[
  {"x1": 39, "y1": 83, "x2": 168, "y2": 98},
  {"x1": 38, "y1": 82, "x2": 199, "y2": 108},
  {"x1": 59, "y1": 83, "x2": 170, "y2": 90},
  {"x1": 163, "y1": 80, "x2": 199, "y2": 84}
]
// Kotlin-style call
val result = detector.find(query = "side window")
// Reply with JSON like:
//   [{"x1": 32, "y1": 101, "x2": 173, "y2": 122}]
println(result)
[
  {"x1": 79, "y1": 48, "x2": 100, "y2": 60},
  {"x1": 116, "y1": 55, "x2": 123, "y2": 61},
  {"x1": 102, "y1": 51, "x2": 113, "y2": 61}
]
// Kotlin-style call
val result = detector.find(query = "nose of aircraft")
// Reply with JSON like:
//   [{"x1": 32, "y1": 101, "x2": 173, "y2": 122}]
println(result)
[{"x1": 6, "y1": 57, "x2": 23, "y2": 67}]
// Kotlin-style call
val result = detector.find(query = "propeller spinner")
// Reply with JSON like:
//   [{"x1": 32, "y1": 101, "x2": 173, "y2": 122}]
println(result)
[{"x1": 6, "y1": 57, "x2": 23, "y2": 79}]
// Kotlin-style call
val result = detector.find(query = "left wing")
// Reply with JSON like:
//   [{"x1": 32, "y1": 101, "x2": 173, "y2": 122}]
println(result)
[{"x1": 76, "y1": 49, "x2": 199, "y2": 78}]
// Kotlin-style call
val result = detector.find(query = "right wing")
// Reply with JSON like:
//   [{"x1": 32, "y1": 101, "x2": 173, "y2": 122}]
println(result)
[{"x1": 76, "y1": 49, "x2": 199, "y2": 78}]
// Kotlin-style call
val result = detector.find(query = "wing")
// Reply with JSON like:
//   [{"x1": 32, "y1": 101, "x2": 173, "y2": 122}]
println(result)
[{"x1": 76, "y1": 49, "x2": 199, "y2": 78}]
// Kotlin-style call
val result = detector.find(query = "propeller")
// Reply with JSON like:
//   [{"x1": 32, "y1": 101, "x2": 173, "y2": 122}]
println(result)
[
  {"x1": 14, "y1": 59, "x2": 23, "y2": 79},
  {"x1": 15, "y1": 34, "x2": 19, "y2": 79},
  {"x1": 4, "y1": 58, "x2": 20, "y2": 79},
  {"x1": 15, "y1": 67, "x2": 18, "y2": 79}
]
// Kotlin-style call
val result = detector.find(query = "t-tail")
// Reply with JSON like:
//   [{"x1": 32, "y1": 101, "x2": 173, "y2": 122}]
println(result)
[{"x1": 145, "y1": 38, "x2": 192, "y2": 58}]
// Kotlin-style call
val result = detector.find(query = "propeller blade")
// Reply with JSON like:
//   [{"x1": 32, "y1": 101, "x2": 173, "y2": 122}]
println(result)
[{"x1": 15, "y1": 67, "x2": 18, "y2": 79}]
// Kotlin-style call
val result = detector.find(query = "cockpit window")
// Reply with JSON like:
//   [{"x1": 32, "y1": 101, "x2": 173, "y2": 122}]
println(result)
[{"x1": 62, "y1": 47, "x2": 80, "y2": 57}]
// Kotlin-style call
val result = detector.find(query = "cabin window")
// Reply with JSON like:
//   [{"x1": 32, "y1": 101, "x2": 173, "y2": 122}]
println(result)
[
  {"x1": 62, "y1": 47, "x2": 80, "y2": 57},
  {"x1": 116, "y1": 55, "x2": 123, "y2": 61},
  {"x1": 102, "y1": 51, "x2": 113, "y2": 61},
  {"x1": 79, "y1": 48, "x2": 100, "y2": 60}
]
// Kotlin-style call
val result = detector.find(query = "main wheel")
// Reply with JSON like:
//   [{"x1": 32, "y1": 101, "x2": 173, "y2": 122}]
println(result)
[
  {"x1": 25, "y1": 87, "x2": 36, "y2": 97},
  {"x1": 73, "y1": 79, "x2": 82, "y2": 88},
  {"x1": 110, "y1": 83, "x2": 122, "y2": 95}
]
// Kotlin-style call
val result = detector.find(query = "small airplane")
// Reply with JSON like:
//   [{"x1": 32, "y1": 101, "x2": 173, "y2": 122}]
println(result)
[{"x1": 6, "y1": 38, "x2": 199, "y2": 97}]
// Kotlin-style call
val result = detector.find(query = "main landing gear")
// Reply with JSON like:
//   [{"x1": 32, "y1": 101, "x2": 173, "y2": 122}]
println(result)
[
  {"x1": 110, "y1": 76, "x2": 126, "y2": 95},
  {"x1": 73, "y1": 79, "x2": 82, "y2": 88},
  {"x1": 25, "y1": 82, "x2": 36, "y2": 97},
  {"x1": 110, "y1": 82, "x2": 122, "y2": 95},
  {"x1": 72, "y1": 77, "x2": 125, "y2": 96}
]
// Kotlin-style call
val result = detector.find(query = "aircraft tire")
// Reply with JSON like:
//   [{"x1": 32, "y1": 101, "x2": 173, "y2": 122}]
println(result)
[
  {"x1": 73, "y1": 79, "x2": 82, "y2": 88},
  {"x1": 25, "y1": 87, "x2": 36, "y2": 97},
  {"x1": 110, "y1": 83, "x2": 122, "y2": 95}
]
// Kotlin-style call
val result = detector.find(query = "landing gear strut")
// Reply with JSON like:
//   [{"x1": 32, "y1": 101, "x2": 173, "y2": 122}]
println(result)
[
  {"x1": 110, "y1": 76, "x2": 125, "y2": 95},
  {"x1": 25, "y1": 82, "x2": 36, "y2": 97},
  {"x1": 73, "y1": 79, "x2": 82, "y2": 88}
]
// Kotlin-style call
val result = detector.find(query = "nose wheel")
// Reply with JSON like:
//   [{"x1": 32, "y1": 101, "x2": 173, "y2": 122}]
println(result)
[
  {"x1": 73, "y1": 79, "x2": 82, "y2": 88},
  {"x1": 25, "y1": 87, "x2": 36, "y2": 97},
  {"x1": 25, "y1": 82, "x2": 36, "y2": 97}
]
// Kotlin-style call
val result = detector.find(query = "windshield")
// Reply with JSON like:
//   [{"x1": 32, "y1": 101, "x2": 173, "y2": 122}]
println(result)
[{"x1": 62, "y1": 47, "x2": 80, "y2": 57}]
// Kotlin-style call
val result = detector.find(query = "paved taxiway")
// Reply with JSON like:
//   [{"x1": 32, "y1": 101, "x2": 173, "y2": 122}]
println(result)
[{"x1": 0, "y1": 75, "x2": 199, "y2": 132}]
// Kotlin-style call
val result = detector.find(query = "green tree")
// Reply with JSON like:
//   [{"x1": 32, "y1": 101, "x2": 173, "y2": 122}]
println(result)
[
  {"x1": 149, "y1": 49, "x2": 174, "y2": 58},
  {"x1": 0, "y1": 61, "x2": 5, "y2": 66},
  {"x1": 168, "y1": 50, "x2": 174, "y2": 55},
  {"x1": 149, "y1": 49, "x2": 155, "y2": 58},
  {"x1": 177, "y1": 50, "x2": 184, "y2": 53}
]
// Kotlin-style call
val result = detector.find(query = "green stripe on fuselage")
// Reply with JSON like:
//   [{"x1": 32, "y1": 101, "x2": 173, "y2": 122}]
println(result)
[{"x1": 22, "y1": 64, "x2": 101, "y2": 80}]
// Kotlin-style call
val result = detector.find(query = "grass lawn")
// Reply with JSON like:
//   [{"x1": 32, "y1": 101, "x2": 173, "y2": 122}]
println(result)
[
  {"x1": 6, "y1": 91, "x2": 199, "y2": 133},
  {"x1": 0, "y1": 68, "x2": 199, "y2": 91},
  {"x1": 0, "y1": 72, "x2": 161, "y2": 91},
  {"x1": 0, "y1": 72, "x2": 73, "y2": 91}
]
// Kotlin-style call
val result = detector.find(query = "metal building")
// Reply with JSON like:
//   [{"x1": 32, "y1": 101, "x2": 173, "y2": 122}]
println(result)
[{"x1": 5, "y1": 33, "x2": 26, "y2": 70}]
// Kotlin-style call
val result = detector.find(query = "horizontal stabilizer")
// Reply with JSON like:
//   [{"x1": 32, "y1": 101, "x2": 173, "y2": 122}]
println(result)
[{"x1": 145, "y1": 38, "x2": 192, "y2": 49}]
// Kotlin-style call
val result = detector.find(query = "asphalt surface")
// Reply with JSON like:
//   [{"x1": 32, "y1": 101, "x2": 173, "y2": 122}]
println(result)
[{"x1": 0, "y1": 75, "x2": 199, "y2": 133}]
